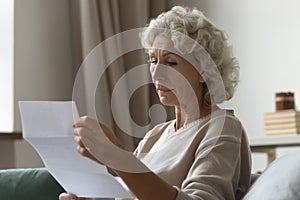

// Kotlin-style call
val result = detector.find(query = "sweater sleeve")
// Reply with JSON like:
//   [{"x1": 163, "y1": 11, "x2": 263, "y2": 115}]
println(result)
[{"x1": 174, "y1": 117, "x2": 249, "y2": 200}]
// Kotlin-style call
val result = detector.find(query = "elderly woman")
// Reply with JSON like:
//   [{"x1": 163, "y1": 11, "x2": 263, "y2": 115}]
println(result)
[{"x1": 60, "y1": 6, "x2": 251, "y2": 200}]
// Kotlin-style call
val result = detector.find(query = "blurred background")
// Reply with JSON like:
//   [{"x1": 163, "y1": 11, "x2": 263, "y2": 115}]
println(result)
[{"x1": 1, "y1": 0, "x2": 300, "y2": 172}]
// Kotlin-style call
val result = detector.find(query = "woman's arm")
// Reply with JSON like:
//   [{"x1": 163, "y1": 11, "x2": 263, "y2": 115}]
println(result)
[
  {"x1": 116, "y1": 171, "x2": 177, "y2": 200},
  {"x1": 74, "y1": 116, "x2": 177, "y2": 200}
]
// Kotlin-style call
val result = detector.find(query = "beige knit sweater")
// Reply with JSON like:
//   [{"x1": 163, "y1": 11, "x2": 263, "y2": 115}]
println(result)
[{"x1": 120, "y1": 109, "x2": 251, "y2": 200}]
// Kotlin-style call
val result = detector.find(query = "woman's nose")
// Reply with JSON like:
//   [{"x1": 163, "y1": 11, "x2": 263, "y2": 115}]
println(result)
[{"x1": 150, "y1": 63, "x2": 166, "y2": 82}]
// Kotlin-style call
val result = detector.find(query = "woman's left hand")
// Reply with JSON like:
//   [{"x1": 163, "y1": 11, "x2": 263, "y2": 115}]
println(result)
[
  {"x1": 59, "y1": 192, "x2": 92, "y2": 200},
  {"x1": 73, "y1": 116, "x2": 149, "y2": 173},
  {"x1": 73, "y1": 116, "x2": 122, "y2": 164}
]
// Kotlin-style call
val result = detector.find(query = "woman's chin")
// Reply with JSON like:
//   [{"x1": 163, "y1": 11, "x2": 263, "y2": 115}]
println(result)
[{"x1": 159, "y1": 97, "x2": 177, "y2": 107}]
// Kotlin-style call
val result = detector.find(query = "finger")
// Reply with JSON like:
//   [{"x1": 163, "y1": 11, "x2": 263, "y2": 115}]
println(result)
[
  {"x1": 76, "y1": 144, "x2": 99, "y2": 163},
  {"x1": 74, "y1": 127, "x2": 100, "y2": 152},
  {"x1": 74, "y1": 136, "x2": 85, "y2": 147},
  {"x1": 76, "y1": 145, "x2": 91, "y2": 157},
  {"x1": 74, "y1": 127, "x2": 79, "y2": 136},
  {"x1": 75, "y1": 125, "x2": 108, "y2": 148},
  {"x1": 74, "y1": 129, "x2": 92, "y2": 155},
  {"x1": 74, "y1": 116, "x2": 99, "y2": 131},
  {"x1": 75, "y1": 119, "x2": 109, "y2": 146},
  {"x1": 74, "y1": 127, "x2": 91, "y2": 137},
  {"x1": 74, "y1": 127, "x2": 106, "y2": 149},
  {"x1": 59, "y1": 192, "x2": 78, "y2": 200}
]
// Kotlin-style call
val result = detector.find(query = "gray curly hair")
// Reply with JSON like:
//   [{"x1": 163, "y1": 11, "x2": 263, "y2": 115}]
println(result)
[{"x1": 140, "y1": 6, "x2": 239, "y2": 105}]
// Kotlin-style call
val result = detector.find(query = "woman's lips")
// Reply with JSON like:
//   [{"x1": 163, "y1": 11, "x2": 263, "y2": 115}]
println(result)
[
  {"x1": 156, "y1": 86, "x2": 174, "y2": 94},
  {"x1": 157, "y1": 88, "x2": 172, "y2": 92},
  {"x1": 155, "y1": 84, "x2": 174, "y2": 94}
]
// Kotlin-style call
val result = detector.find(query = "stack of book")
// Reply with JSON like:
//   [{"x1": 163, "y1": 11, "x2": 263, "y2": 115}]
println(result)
[{"x1": 264, "y1": 110, "x2": 300, "y2": 136}]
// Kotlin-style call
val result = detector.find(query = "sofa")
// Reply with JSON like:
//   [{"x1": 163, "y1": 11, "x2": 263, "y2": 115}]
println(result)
[
  {"x1": 243, "y1": 150, "x2": 300, "y2": 200},
  {"x1": 0, "y1": 168, "x2": 114, "y2": 200},
  {"x1": 1, "y1": 150, "x2": 300, "y2": 200},
  {"x1": 0, "y1": 168, "x2": 64, "y2": 200}
]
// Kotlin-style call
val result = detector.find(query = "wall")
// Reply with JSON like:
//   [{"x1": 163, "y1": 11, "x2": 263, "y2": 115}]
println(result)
[
  {"x1": 0, "y1": 0, "x2": 15, "y2": 169},
  {"x1": 0, "y1": 0, "x2": 74, "y2": 168},
  {"x1": 3, "y1": 0, "x2": 300, "y2": 169},
  {"x1": 0, "y1": 0, "x2": 14, "y2": 132},
  {"x1": 169, "y1": 0, "x2": 300, "y2": 137},
  {"x1": 168, "y1": 0, "x2": 300, "y2": 171}
]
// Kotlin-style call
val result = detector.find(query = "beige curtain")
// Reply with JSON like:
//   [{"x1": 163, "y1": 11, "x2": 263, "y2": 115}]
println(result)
[{"x1": 70, "y1": 0, "x2": 170, "y2": 150}]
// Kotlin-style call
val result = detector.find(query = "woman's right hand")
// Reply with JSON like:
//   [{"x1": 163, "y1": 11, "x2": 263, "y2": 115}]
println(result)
[{"x1": 59, "y1": 192, "x2": 93, "y2": 200}]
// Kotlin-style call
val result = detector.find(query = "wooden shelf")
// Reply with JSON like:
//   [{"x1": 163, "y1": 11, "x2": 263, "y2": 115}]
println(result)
[
  {"x1": 249, "y1": 135, "x2": 300, "y2": 164},
  {"x1": 0, "y1": 132, "x2": 22, "y2": 140},
  {"x1": 249, "y1": 135, "x2": 300, "y2": 147}
]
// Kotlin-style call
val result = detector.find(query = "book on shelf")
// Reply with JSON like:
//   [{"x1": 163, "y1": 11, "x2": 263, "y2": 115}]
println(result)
[
  {"x1": 265, "y1": 128, "x2": 300, "y2": 136},
  {"x1": 264, "y1": 118, "x2": 300, "y2": 125},
  {"x1": 264, "y1": 123, "x2": 300, "y2": 130},
  {"x1": 264, "y1": 110, "x2": 300, "y2": 136},
  {"x1": 264, "y1": 110, "x2": 300, "y2": 120}
]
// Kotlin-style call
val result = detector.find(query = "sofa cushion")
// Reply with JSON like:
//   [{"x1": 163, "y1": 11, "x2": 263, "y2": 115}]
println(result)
[
  {"x1": 243, "y1": 150, "x2": 300, "y2": 200},
  {"x1": 0, "y1": 168, "x2": 65, "y2": 200}
]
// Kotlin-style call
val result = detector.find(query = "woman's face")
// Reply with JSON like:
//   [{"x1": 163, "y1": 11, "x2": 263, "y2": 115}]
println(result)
[{"x1": 149, "y1": 35, "x2": 204, "y2": 108}]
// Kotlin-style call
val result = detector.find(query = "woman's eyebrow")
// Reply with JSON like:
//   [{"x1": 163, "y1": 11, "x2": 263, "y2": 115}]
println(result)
[
  {"x1": 162, "y1": 52, "x2": 176, "y2": 57},
  {"x1": 148, "y1": 50, "x2": 177, "y2": 57}
]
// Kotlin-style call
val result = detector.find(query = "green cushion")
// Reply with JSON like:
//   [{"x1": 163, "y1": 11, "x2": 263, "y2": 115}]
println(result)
[{"x1": 0, "y1": 168, "x2": 65, "y2": 200}]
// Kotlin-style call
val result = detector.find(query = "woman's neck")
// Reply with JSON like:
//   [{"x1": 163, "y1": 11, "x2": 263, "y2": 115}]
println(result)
[{"x1": 174, "y1": 104, "x2": 213, "y2": 131}]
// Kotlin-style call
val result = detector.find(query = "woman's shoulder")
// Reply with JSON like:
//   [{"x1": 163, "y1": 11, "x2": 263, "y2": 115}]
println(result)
[
  {"x1": 205, "y1": 109, "x2": 246, "y2": 140},
  {"x1": 195, "y1": 109, "x2": 249, "y2": 158},
  {"x1": 209, "y1": 109, "x2": 242, "y2": 126}
]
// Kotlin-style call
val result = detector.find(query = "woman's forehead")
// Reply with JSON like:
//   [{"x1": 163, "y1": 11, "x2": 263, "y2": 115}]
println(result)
[
  {"x1": 151, "y1": 35, "x2": 175, "y2": 51},
  {"x1": 149, "y1": 36, "x2": 182, "y2": 56}
]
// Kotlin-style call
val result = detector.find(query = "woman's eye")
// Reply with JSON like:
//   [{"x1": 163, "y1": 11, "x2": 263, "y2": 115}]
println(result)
[
  {"x1": 150, "y1": 60, "x2": 157, "y2": 65},
  {"x1": 167, "y1": 61, "x2": 177, "y2": 66}
]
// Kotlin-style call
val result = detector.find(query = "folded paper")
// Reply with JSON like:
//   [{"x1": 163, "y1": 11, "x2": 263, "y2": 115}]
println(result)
[{"x1": 19, "y1": 101, "x2": 132, "y2": 198}]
